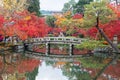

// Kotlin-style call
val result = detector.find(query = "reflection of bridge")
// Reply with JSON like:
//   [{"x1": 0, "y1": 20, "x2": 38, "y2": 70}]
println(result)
[{"x1": 24, "y1": 37, "x2": 86, "y2": 56}]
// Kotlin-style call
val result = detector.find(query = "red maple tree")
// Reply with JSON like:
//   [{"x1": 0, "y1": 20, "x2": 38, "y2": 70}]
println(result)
[
  {"x1": 87, "y1": 20, "x2": 120, "y2": 41},
  {"x1": 108, "y1": 4, "x2": 120, "y2": 17},
  {"x1": 0, "y1": 11, "x2": 51, "y2": 40},
  {"x1": 72, "y1": 13, "x2": 83, "y2": 19}
]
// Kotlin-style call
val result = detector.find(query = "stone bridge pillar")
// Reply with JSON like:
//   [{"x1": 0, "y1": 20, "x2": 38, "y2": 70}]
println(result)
[
  {"x1": 69, "y1": 44, "x2": 74, "y2": 56},
  {"x1": 46, "y1": 42, "x2": 50, "y2": 55}
]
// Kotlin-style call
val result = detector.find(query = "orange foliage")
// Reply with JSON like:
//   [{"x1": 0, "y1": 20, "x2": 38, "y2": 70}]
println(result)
[
  {"x1": 108, "y1": 4, "x2": 120, "y2": 17},
  {"x1": 103, "y1": 41, "x2": 108, "y2": 45},
  {"x1": 0, "y1": 58, "x2": 40, "y2": 74},
  {"x1": 54, "y1": 61, "x2": 66, "y2": 68},
  {"x1": 105, "y1": 61, "x2": 120, "y2": 78},
  {"x1": 0, "y1": 11, "x2": 51, "y2": 40},
  {"x1": 13, "y1": 11, "x2": 50, "y2": 38},
  {"x1": 54, "y1": 12, "x2": 83, "y2": 34},
  {"x1": 18, "y1": 59, "x2": 40, "y2": 73},
  {"x1": 63, "y1": 11, "x2": 72, "y2": 17}
]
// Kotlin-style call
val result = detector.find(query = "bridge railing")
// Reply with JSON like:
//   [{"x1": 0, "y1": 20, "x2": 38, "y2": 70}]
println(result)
[{"x1": 25, "y1": 37, "x2": 86, "y2": 44}]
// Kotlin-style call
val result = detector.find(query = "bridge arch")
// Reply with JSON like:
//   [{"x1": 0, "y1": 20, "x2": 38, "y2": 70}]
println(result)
[{"x1": 24, "y1": 37, "x2": 86, "y2": 56}]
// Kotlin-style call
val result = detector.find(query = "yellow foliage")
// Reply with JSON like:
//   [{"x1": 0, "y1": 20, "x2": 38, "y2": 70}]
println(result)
[
  {"x1": 54, "y1": 11, "x2": 84, "y2": 33},
  {"x1": 57, "y1": 18, "x2": 83, "y2": 27},
  {"x1": 54, "y1": 17, "x2": 67, "y2": 27},
  {"x1": 54, "y1": 61, "x2": 66, "y2": 67},
  {"x1": 103, "y1": 58, "x2": 111, "y2": 64},
  {"x1": 63, "y1": 11, "x2": 72, "y2": 17},
  {"x1": 24, "y1": 16, "x2": 31, "y2": 20},
  {"x1": 3, "y1": 0, "x2": 27, "y2": 11},
  {"x1": 0, "y1": 0, "x2": 28, "y2": 18}
]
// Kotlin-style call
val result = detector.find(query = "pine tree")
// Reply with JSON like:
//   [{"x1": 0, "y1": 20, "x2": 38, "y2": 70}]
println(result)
[
  {"x1": 73, "y1": 0, "x2": 93, "y2": 14},
  {"x1": 28, "y1": 0, "x2": 41, "y2": 16}
]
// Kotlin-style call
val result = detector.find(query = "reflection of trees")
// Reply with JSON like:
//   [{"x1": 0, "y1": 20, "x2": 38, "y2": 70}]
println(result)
[
  {"x1": 61, "y1": 63, "x2": 91, "y2": 80},
  {"x1": 45, "y1": 60, "x2": 55, "y2": 66},
  {"x1": 44, "y1": 60, "x2": 92, "y2": 80},
  {"x1": 0, "y1": 51, "x2": 40, "y2": 80},
  {"x1": 25, "y1": 67, "x2": 39, "y2": 80}
]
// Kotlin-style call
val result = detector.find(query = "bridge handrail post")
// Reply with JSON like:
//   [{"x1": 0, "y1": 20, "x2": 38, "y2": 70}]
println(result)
[
  {"x1": 69, "y1": 44, "x2": 74, "y2": 56},
  {"x1": 46, "y1": 42, "x2": 50, "y2": 55}
]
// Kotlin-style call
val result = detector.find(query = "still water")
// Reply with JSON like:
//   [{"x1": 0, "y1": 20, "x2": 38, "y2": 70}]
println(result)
[{"x1": 0, "y1": 50, "x2": 120, "y2": 80}]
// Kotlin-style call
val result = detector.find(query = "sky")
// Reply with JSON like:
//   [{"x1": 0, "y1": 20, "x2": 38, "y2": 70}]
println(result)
[{"x1": 40, "y1": 0, "x2": 79, "y2": 11}]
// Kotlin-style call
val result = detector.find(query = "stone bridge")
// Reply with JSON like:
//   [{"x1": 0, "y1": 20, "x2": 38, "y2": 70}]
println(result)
[{"x1": 24, "y1": 37, "x2": 86, "y2": 56}]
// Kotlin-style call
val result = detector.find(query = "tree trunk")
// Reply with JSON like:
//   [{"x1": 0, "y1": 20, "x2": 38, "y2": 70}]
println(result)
[
  {"x1": 93, "y1": 16, "x2": 120, "y2": 80},
  {"x1": 96, "y1": 26, "x2": 120, "y2": 51},
  {"x1": 96, "y1": 16, "x2": 120, "y2": 52}
]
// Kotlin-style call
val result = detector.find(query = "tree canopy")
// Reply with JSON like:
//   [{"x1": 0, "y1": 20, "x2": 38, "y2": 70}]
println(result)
[
  {"x1": 62, "y1": 0, "x2": 76, "y2": 13},
  {"x1": 83, "y1": 1, "x2": 117, "y2": 27},
  {"x1": 73, "y1": 0, "x2": 93, "y2": 14},
  {"x1": 28, "y1": 0, "x2": 41, "y2": 16},
  {"x1": 46, "y1": 15, "x2": 56, "y2": 27},
  {"x1": 0, "y1": 0, "x2": 28, "y2": 18}
]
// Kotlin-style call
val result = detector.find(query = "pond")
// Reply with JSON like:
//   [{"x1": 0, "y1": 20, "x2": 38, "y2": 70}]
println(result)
[{"x1": 0, "y1": 49, "x2": 120, "y2": 80}]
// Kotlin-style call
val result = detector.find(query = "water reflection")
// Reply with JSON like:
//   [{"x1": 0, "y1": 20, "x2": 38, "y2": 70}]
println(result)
[
  {"x1": 0, "y1": 51, "x2": 40, "y2": 80},
  {"x1": 36, "y1": 60, "x2": 91, "y2": 80},
  {"x1": 0, "y1": 50, "x2": 120, "y2": 80},
  {"x1": 36, "y1": 61, "x2": 68, "y2": 80}
]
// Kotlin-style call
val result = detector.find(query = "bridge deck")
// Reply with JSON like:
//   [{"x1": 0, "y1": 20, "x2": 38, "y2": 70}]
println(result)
[
  {"x1": 25, "y1": 37, "x2": 86, "y2": 44},
  {"x1": 24, "y1": 37, "x2": 87, "y2": 56}
]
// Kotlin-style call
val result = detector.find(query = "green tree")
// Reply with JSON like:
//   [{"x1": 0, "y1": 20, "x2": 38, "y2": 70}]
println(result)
[
  {"x1": 83, "y1": 1, "x2": 118, "y2": 50},
  {"x1": 83, "y1": 1, "x2": 120, "y2": 79},
  {"x1": 73, "y1": 0, "x2": 93, "y2": 14},
  {"x1": 28, "y1": 0, "x2": 41, "y2": 16},
  {"x1": 62, "y1": 0, "x2": 76, "y2": 13},
  {"x1": 62, "y1": 3, "x2": 71, "y2": 12},
  {"x1": 83, "y1": 1, "x2": 116, "y2": 27},
  {"x1": 46, "y1": 15, "x2": 56, "y2": 27}
]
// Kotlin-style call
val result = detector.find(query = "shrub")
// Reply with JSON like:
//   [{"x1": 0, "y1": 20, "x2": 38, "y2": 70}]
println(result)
[{"x1": 75, "y1": 40, "x2": 108, "y2": 50}]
